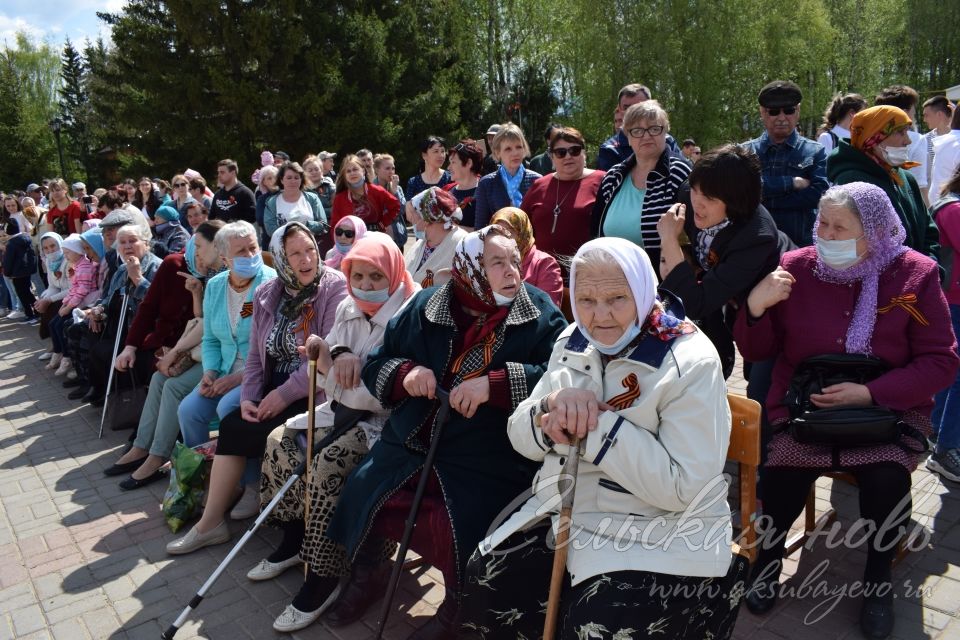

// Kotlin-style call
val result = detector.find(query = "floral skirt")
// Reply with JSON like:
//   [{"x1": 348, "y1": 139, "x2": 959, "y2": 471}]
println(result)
[{"x1": 459, "y1": 523, "x2": 748, "y2": 640}]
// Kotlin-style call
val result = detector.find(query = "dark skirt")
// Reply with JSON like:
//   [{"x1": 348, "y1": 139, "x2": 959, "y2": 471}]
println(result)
[
  {"x1": 460, "y1": 523, "x2": 749, "y2": 640},
  {"x1": 216, "y1": 397, "x2": 309, "y2": 457}
]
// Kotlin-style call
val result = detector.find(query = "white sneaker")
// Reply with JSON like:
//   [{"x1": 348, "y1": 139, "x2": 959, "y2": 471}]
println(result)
[
  {"x1": 0, "y1": 308, "x2": 9, "y2": 317},
  {"x1": 54, "y1": 357, "x2": 73, "y2": 376},
  {"x1": 5, "y1": 310, "x2": 26, "y2": 320},
  {"x1": 247, "y1": 555, "x2": 302, "y2": 581},
  {"x1": 45, "y1": 353, "x2": 63, "y2": 370},
  {"x1": 65, "y1": 369, "x2": 78, "y2": 381},
  {"x1": 272, "y1": 585, "x2": 341, "y2": 633},
  {"x1": 229, "y1": 486, "x2": 260, "y2": 520},
  {"x1": 39, "y1": 351, "x2": 53, "y2": 361}
]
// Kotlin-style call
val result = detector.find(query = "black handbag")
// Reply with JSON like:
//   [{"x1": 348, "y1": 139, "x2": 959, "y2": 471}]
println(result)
[
  {"x1": 104, "y1": 371, "x2": 149, "y2": 431},
  {"x1": 783, "y1": 353, "x2": 909, "y2": 448}
]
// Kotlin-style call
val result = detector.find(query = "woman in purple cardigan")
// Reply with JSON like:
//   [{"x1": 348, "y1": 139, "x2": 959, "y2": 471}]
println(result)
[
  {"x1": 734, "y1": 183, "x2": 958, "y2": 639},
  {"x1": 168, "y1": 222, "x2": 347, "y2": 555}
]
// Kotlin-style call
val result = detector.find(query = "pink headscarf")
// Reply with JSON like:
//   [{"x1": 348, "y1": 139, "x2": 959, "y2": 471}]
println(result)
[
  {"x1": 341, "y1": 231, "x2": 417, "y2": 315},
  {"x1": 325, "y1": 215, "x2": 368, "y2": 269}
]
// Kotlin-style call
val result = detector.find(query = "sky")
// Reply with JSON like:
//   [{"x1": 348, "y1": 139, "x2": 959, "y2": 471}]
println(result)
[{"x1": 0, "y1": 0, "x2": 124, "y2": 50}]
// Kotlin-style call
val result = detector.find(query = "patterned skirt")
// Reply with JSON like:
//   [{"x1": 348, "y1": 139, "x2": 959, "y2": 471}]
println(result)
[
  {"x1": 459, "y1": 523, "x2": 749, "y2": 640},
  {"x1": 259, "y1": 423, "x2": 375, "y2": 577}
]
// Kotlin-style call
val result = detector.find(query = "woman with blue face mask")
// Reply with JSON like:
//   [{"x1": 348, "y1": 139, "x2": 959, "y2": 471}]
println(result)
[
  {"x1": 323, "y1": 215, "x2": 367, "y2": 271},
  {"x1": 736, "y1": 183, "x2": 958, "y2": 638},
  {"x1": 322, "y1": 225, "x2": 567, "y2": 636},
  {"x1": 168, "y1": 221, "x2": 347, "y2": 555}
]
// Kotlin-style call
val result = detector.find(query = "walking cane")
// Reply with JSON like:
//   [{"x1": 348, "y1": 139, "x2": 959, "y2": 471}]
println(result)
[
  {"x1": 99, "y1": 289, "x2": 129, "y2": 439},
  {"x1": 375, "y1": 388, "x2": 451, "y2": 640},
  {"x1": 302, "y1": 335, "x2": 322, "y2": 577},
  {"x1": 542, "y1": 437, "x2": 583, "y2": 640},
  {"x1": 160, "y1": 413, "x2": 363, "y2": 640}
]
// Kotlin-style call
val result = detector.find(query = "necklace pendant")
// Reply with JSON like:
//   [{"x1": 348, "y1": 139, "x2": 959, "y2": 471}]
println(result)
[{"x1": 552, "y1": 204, "x2": 561, "y2": 216}]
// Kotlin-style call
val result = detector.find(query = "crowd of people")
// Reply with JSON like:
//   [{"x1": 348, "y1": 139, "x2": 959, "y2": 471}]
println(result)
[{"x1": 1, "y1": 78, "x2": 960, "y2": 640}]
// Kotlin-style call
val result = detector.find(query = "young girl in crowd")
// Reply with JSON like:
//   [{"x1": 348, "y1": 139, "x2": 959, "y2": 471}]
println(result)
[{"x1": 49, "y1": 234, "x2": 100, "y2": 375}]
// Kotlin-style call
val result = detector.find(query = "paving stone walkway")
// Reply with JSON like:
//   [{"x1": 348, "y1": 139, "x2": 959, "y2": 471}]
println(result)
[{"x1": 0, "y1": 317, "x2": 958, "y2": 639}]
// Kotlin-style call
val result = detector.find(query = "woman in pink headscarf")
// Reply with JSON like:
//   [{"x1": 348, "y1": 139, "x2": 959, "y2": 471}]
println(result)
[
  {"x1": 324, "y1": 215, "x2": 367, "y2": 270},
  {"x1": 251, "y1": 232, "x2": 420, "y2": 633}
]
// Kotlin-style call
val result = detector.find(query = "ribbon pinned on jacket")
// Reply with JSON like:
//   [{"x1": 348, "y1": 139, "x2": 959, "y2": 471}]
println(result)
[{"x1": 877, "y1": 293, "x2": 929, "y2": 326}]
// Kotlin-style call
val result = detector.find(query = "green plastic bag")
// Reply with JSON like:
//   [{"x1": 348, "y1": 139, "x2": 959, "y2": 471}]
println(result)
[{"x1": 162, "y1": 442, "x2": 210, "y2": 533}]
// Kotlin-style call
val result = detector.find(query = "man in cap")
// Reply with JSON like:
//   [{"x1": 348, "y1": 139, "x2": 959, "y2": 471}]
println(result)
[
  {"x1": 273, "y1": 151, "x2": 290, "y2": 166},
  {"x1": 26, "y1": 183, "x2": 47, "y2": 209},
  {"x1": 319, "y1": 151, "x2": 337, "y2": 180},
  {"x1": 745, "y1": 79, "x2": 828, "y2": 248},
  {"x1": 596, "y1": 82, "x2": 684, "y2": 170},
  {"x1": 481, "y1": 123, "x2": 502, "y2": 176}
]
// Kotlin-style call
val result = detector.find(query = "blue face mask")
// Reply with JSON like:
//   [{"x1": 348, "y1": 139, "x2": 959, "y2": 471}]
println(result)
[
  {"x1": 590, "y1": 322, "x2": 642, "y2": 356},
  {"x1": 351, "y1": 286, "x2": 390, "y2": 303},
  {"x1": 232, "y1": 252, "x2": 263, "y2": 278},
  {"x1": 155, "y1": 222, "x2": 170, "y2": 233},
  {"x1": 335, "y1": 241, "x2": 352, "y2": 255},
  {"x1": 414, "y1": 228, "x2": 426, "y2": 240},
  {"x1": 348, "y1": 177, "x2": 365, "y2": 189}
]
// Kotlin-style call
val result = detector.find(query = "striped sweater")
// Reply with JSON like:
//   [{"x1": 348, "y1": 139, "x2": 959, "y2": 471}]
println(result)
[{"x1": 590, "y1": 149, "x2": 691, "y2": 249}]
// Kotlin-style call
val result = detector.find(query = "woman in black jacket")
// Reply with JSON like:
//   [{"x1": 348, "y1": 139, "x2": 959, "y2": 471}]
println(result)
[
  {"x1": 1, "y1": 219, "x2": 39, "y2": 323},
  {"x1": 656, "y1": 143, "x2": 792, "y2": 378}
]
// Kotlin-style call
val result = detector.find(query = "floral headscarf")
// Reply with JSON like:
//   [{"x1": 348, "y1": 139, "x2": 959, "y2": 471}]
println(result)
[
  {"x1": 451, "y1": 225, "x2": 520, "y2": 353},
  {"x1": 325, "y1": 215, "x2": 367, "y2": 269},
  {"x1": 411, "y1": 187, "x2": 462, "y2": 230},
  {"x1": 490, "y1": 206, "x2": 535, "y2": 259},
  {"x1": 849, "y1": 105, "x2": 920, "y2": 186},
  {"x1": 269, "y1": 221, "x2": 323, "y2": 319},
  {"x1": 812, "y1": 182, "x2": 908, "y2": 354},
  {"x1": 341, "y1": 231, "x2": 418, "y2": 315}
]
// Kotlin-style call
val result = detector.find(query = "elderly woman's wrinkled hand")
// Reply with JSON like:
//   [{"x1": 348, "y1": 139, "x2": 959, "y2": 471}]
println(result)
[
  {"x1": 332, "y1": 352, "x2": 362, "y2": 390},
  {"x1": 540, "y1": 388, "x2": 610, "y2": 445},
  {"x1": 450, "y1": 376, "x2": 490, "y2": 419},
  {"x1": 177, "y1": 271, "x2": 204, "y2": 295},
  {"x1": 747, "y1": 266, "x2": 796, "y2": 318},
  {"x1": 809, "y1": 382, "x2": 873, "y2": 409},
  {"x1": 403, "y1": 365, "x2": 437, "y2": 399},
  {"x1": 211, "y1": 372, "x2": 242, "y2": 396},
  {"x1": 124, "y1": 254, "x2": 143, "y2": 285}
]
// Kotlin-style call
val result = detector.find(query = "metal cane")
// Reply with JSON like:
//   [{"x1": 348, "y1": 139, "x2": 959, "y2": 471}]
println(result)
[
  {"x1": 375, "y1": 388, "x2": 451, "y2": 640},
  {"x1": 302, "y1": 335, "x2": 322, "y2": 577},
  {"x1": 542, "y1": 438, "x2": 583, "y2": 640},
  {"x1": 99, "y1": 289, "x2": 129, "y2": 439}
]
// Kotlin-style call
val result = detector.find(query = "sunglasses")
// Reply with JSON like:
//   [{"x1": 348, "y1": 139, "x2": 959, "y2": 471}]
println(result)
[
  {"x1": 173, "y1": 182, "x2": 188, "y2": 187},
  {"x1": 766, "y1": 106, "x2": 797, "y2": 116},
  {"x1": 550, "y1": 145, "x2": 584, "y2": 158},
  {"x1": 335, "y1": 228, "x2": 355, "y2": 239}
]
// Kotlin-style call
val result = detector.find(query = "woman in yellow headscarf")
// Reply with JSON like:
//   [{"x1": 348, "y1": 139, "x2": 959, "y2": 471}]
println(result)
[
  {"x1": 826, "y1": 105, "x2": 939, "y2": 264},
  {"x1": 491, "y1": 207, "x2": 563, "y2": 306}
]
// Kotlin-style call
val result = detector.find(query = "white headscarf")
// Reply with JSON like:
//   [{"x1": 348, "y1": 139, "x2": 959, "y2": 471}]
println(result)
[{"x1": 569, "y1": 238, "x2": 657, "y2": 349}]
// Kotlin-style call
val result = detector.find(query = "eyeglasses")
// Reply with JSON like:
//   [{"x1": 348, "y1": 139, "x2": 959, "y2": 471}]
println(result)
[
  {"x1": 173, "y1": 182, "x2": 188, "y2": 188},
  {"x1": 335, "y1": 228, "x2": 355, "y2": 239},
  {"x1": 765, "y1": 106, "x2": 797, "y2": 116},
  {"x1": 550, "y1": 145, "x2": 583, "y2": 158},
  {"x1": 626, "y1": 125, "x2": 665, "y2": 139}
]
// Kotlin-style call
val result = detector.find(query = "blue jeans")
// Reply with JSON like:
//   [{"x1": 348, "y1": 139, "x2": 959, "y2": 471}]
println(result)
[
  {"x1": 177, "y1": 384, "x2": 242, "y2": 448},
  {"x1": 48, "y1": 314, "x2": 68, "y2": 353},
  {"x1": 3, "y1": 276, "x2": 20, "y2": 311},
  {"x1": 931, "y1": 303, "x2": 960, "y2": 453}
]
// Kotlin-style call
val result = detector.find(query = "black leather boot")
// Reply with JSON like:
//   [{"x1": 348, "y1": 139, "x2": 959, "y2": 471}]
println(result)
[
  {"x1": 323, "y1": 561, "x2": 391, "y2": 627},
  {"x1": 860, "y1": 583, "x2": 895, "y2": 639},
  {"x1": 406, "y1": 589, "x2": 460, "y2": 640},
  {"x1": 744, "y1": 559, "x2": 781, "y2": 615}
]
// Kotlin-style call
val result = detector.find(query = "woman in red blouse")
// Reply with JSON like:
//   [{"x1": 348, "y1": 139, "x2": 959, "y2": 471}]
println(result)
[
  {"x1": 520, "y1": 127, "x2": 604, "y2": 277},
  {"x1": 46, "y1": 178, "x2": 85, "y2": 235},
  {"x1": 330, "y1": 154, "x2": 400, "y2": 237}
]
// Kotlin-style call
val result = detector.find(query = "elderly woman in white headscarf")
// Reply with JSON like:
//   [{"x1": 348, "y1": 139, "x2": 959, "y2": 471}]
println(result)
[{"x1": 458, "y1": 237, "x2": 747, "y2": 640}]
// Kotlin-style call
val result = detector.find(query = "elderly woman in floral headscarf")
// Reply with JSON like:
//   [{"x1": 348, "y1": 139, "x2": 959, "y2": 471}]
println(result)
[
  {"x1": 321, "y1": 226, "x2": 567, "y2": 638},
  {"x1": 246, "y1": 232, "x2": 420, "y2": 633},
  {"x1": 490, "y1": 206, "x2": 563, "y2": 306},
  {"x1": 404, "y1": 186, "x2": 468, "y2": 287},
  {"x1": 827, "y1": 105, "x2": 939, "y2": 266},
  {"x1": 167, "y1": 221, "x2": 346, "y2": 555},
  {"x1": 735, "y1": 183, "x2": 958, "y2": 638}
]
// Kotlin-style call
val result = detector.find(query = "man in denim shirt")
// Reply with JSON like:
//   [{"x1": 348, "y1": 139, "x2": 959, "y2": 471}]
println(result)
[{"x1": 745, "y1": 80, "x2": 828, "y2": 247}]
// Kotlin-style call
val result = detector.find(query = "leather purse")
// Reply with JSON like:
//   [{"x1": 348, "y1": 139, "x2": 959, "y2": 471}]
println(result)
[{"x1": 783, "y1": 353, "x2": 906, "y2": 448}]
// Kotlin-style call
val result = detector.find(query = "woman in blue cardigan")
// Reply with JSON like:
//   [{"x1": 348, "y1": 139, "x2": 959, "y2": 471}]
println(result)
[
  {"x1": 473, "y1": 123, "x2": 542, "y2": 227},
  {"x1": 176, "y1": 221, "x2": 276, "y2": 449}
]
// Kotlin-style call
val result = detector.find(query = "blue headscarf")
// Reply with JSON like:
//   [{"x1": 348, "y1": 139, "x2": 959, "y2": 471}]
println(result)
[
  {"x1": 184, "y1": 235, "x2": 201, "y2": 277},
  {"x1": 40, "y1": 231, "x2": 65, "y2": 275},
  {"x1": 80, "y1": 227, "x2": 105, "y2": 260}
]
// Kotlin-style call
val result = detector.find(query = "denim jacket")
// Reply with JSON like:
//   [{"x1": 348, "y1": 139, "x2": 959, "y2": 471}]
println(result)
[{"x1": 745, "y1": 130, "x2": 828, "y2": 246}]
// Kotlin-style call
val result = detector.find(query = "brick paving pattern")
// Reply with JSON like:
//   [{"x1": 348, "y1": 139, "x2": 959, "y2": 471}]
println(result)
[{"x1": 1, "y1": 317, "x2": 958, "y2": 639}]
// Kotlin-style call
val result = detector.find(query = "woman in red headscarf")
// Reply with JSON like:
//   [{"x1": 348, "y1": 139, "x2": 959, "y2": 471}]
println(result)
[{"x1": 251, "y1": 232, "x2": 421, "y2": 633}]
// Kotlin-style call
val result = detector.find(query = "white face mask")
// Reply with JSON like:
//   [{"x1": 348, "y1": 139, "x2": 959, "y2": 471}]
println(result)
[
  {"x1": 816, "y1": 237, "x2": 863, "y2": 270},
  {"x1": 492, "y1": 291, "x2": 515, "y2": 307},
  {"x1": 881, "y1": 145, "x2": 911, "y2": 167}
]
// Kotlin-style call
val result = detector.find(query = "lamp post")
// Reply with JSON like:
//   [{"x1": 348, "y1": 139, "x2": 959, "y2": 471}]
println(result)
[{"x1": 48, "y1": 117, "x2": 67, "y2": 180}]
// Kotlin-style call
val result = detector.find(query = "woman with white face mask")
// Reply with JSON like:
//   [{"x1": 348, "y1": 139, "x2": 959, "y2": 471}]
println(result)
[
  {"x1": 736, "y1": 182, "x2": 958, "y2": 639},
  {"x1": 827, "y1": 105, "x2": 939, "y2": 267}
]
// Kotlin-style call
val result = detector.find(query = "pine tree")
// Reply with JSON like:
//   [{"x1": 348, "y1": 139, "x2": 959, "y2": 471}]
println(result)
[{"x1": 59, "y1": 38, "x2": 93, "y2": 183}]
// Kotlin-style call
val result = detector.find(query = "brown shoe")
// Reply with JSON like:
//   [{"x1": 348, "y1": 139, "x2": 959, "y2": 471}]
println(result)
[{"x1": 323, "y1": 562, "x2": 391, "y2": 627}]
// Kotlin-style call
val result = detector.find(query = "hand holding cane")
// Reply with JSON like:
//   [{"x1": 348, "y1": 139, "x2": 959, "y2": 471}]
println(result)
[
  {"x1": 302, "y1": 335, "x2": 324, "y2": 577},
  {"x1": 543, "y1": 436, "x2": 583, "y2": 640}
]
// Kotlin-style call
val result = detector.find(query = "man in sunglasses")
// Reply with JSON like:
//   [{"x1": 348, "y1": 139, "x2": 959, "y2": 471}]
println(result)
[{"x1": 745, "y1": 79, "x2": 828, "y2": 248}]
